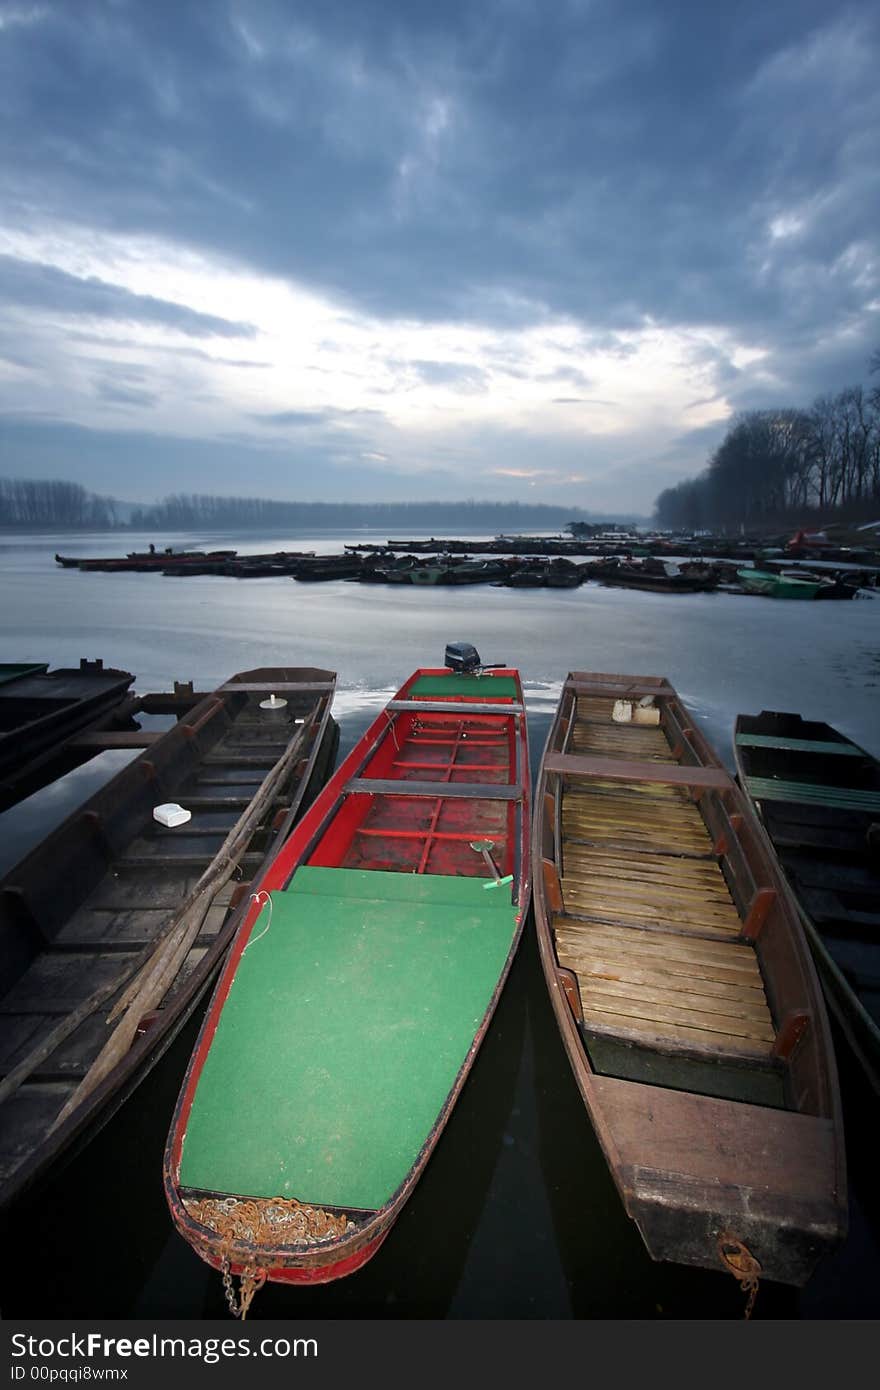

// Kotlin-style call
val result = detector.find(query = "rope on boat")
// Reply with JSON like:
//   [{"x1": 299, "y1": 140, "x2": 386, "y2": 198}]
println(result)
[
  {"x1": 240, "y1": 891, "x2": 273, "y2": 953},
  {"x1": 717, "y1": 1231, "x2": 762, "y2": 1319}
]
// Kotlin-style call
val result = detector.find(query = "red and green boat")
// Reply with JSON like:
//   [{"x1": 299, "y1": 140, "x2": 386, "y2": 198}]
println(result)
[{"x1": 164, "y1": 647, "x2": 530, "y2": 1306}]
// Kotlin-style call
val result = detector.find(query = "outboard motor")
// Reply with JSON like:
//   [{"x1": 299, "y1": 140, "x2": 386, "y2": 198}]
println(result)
[{"x1": 444, "y1": 642, "x2": 482, "y2": 674}]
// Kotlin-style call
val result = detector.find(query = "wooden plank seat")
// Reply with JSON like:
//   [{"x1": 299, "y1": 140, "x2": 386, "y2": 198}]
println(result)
[
  {"x1": 545, "y1": 751, "x2": 734, "y2": 790},
  {"x1": 735, "y1": 733, "x2": 863, "y2": 757},
  {"x1": 564, "y1": 679, "x2": 676, "y2": 700},
  {"x1": 215, "y1": 681, "x2": 336, "y2": 693},
  {"x1": 345, "y1": 777, "x2": 521, "y2": 799},
  {"x1": 386, "y1": 699, "x2": 523, "y2": 716}
]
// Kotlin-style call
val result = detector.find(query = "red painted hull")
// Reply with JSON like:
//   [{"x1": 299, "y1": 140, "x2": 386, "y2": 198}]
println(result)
[
  {"x1": 204, "y1": 1230, "x2": 390, "y2": 1285},
  {"x1": 164, "y1": 664, "x2": 531, "y2": 1292}
]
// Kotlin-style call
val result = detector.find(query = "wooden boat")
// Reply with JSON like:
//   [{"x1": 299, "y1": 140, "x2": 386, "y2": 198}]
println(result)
[
  {"x1": 734, "y1": 711, "x2": 880, "y2": 1093},
  {"x1": 290, "y1": 555, "x2": 364, "y2": 581},
  {"x1": 597, "y1": 561, "x2": 717, "y2": 593},
  {"x1": 55, "y1": 550, "x2": 237, "y2": 572},
  {"x1": 165, "y1": 648, "x2": 530, "y2": 1303},
  {"x1": 737, "y1": 568, "x2": 825, "y2": 599},
  {"x1": 443, "y1": 559, "x2": 509, "y2": 584},
  {"x1": 0, "y1": 659, "x2": 135, "y2": 809},
  {"x1": 0, "y1": 669, "x2": 338, "y2": 1208},
  {"x1": 532, "y1": 672, "x2": 846, "y2": 1289}
]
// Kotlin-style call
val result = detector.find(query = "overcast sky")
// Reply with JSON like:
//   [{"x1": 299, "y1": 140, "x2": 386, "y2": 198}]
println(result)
[{"x1": 1, "y1": 0, "x2": 878, "y2": 513}]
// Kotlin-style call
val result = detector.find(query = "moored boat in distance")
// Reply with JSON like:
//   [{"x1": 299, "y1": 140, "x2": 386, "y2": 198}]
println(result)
[
  {"x1": 532, "y1": 672, "x2": 846, "y2": 1293},
  {"x1": 734, "y1": 710, "x2": 880, "y2": 1094},
  {"x1": 0, "y1": 669, "x2": 338, "y2": 1208},
  {"x1": 737, "y1": 568, "x2": 827, "y2": 599},
  {"x1": 0, "y1": 659, "x2": 135, "y2": 810},
  {"x1": 165, "y1": 643, "x2": 531, "y2": 1306}
]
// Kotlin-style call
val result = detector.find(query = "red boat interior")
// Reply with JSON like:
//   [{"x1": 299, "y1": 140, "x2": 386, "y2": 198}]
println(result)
[{"x1": 308, "y1": 707, "x2": 519, "y2": 878}]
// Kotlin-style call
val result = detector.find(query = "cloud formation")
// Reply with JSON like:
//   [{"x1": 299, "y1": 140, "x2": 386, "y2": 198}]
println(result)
[{"x1": 0, "y1": 0, "x2": 878, "y2": 510}]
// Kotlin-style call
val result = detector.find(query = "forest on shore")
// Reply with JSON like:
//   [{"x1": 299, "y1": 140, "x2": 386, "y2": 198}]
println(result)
[{"x1": 655, "y1": 355, "x2": 880, "y2": 532}]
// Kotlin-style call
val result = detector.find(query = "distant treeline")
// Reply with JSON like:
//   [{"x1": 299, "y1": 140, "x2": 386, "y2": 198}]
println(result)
[
  {"x1": 0, "y1": 477, "x2": 117, "y2": 528},
  {"x1": 128, "y1": 495, "x2": 600, "y2": 531},
  {"x1": 655, "y1": 359, "x2": 880, "y2": 532},
  {"x1": 0, "y1": 479, "x2": 629, "y2": 534}
]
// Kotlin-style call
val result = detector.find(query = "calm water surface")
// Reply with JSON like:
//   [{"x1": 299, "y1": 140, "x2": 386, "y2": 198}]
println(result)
[{"x1": 1, "y1": 530, "x2": 878, "y2": 1319}]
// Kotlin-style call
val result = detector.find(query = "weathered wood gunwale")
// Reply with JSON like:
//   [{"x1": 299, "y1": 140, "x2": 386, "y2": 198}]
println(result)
[
  {"x1": 533, "y1": 671, "x2": 847, "y2": 1288},
  {"x1": 0, "y1": 668, "x2": 338, "y2": 1207},
  {"x1": 734, "y1": 710, "x2": 880, "y2": 1094},
  {"x1": 164, "y1": 664, "x2": 531, "y2": 1293}
]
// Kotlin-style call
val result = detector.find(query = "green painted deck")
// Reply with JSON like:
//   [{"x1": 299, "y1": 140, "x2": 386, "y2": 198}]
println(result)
[
  {"x1": 409, "y1": 673, "x2": 519, "y2": 699},
  {"x1": 179, "y1": 866, "x2": 518, "y2": 1211},
  {"x1": 746, "y1": 775, "x2": 880, "y2": 812}
]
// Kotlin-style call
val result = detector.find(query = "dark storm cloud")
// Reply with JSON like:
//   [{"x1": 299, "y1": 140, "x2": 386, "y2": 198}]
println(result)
[
  {"x1": 0, "y1": 255, "x2": 256, "y2": 338},
  {"x1": 3, "y1": 1, "x2": 876, "y2": 342},
  {"x1": 1, "y1": 0, "x2": 878, "y2": 504}
]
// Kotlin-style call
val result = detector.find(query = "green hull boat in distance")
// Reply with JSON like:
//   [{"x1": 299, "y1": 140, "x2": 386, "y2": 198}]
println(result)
[
  {"x1": 737, "y1": 568, "x2": 825, "y2": 599},
  {"x1": 165, "y1": 646, "x2": 531, "y2": 1307},
  {"x1": 735, "y1": 710, "x2": 880, "y2": 1094},
  {"x1": 532, "y1": 673, "x2": 846, "y2": 1293}
]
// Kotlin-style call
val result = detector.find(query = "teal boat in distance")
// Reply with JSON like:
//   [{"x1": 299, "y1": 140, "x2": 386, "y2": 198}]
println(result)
[{"x1": 737, "y1": 568, "x2": 825, "y2": 599}]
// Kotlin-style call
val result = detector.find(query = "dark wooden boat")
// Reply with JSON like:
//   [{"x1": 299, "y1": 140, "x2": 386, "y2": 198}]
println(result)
[
  {"x1": 55, "y1": 550, "x2": 237, "y2": 573},
  {"x1": 165, "y1": 648, "x2": 530, "y2": 1304},
  {"x1": 734, "y1": 710, "x2": 880, "y2": 1093},
  {"x1": 290, "y1": 555, "x2": 365, "y2": 581},
  {"x1": 0, "y1": 659, "x2": 135, "y2": 808},
  {"x1": 596, "y1": 561, "x2": 717, "y2": 593},
  {"x1": 0, "y1": 669, "x2": 338, "y2": 1208},
  {"x1": 532, "y1": 672, "x2": 846, "y2": 1290}
]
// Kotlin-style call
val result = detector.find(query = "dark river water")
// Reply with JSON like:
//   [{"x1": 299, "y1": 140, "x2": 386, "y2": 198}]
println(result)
[{"x1": 1, "y1": 529, "x2": 878, "y2": 1320}]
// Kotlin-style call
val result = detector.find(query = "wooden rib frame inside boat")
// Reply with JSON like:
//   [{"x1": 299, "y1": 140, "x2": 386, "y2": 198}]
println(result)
[
  {"x1": 0, "y1": 668, "x2": 338, "y2": 1209},
  {"x1": 532, "y1": 672, "x2": 847, "y2": 1288}
]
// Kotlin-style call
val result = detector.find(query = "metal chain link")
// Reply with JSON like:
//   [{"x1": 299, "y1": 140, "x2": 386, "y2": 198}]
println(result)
[
  {"x1": 219, "y1": 1254, "x2": 267, "y2": 1320},
  {"x1": 717, "y1": 1231, "x2": 762, "y2": 1319}
]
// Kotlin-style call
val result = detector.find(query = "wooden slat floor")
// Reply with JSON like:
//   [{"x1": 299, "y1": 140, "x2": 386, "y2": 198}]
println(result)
[{"x1": 556, "y1": 700, "x2": 776, "y2": 1061}]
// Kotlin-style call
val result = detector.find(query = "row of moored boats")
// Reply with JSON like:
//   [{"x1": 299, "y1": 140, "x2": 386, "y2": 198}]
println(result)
[{"x1": 2, "y1": 643, "x2": 877, "y2": 1314}]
